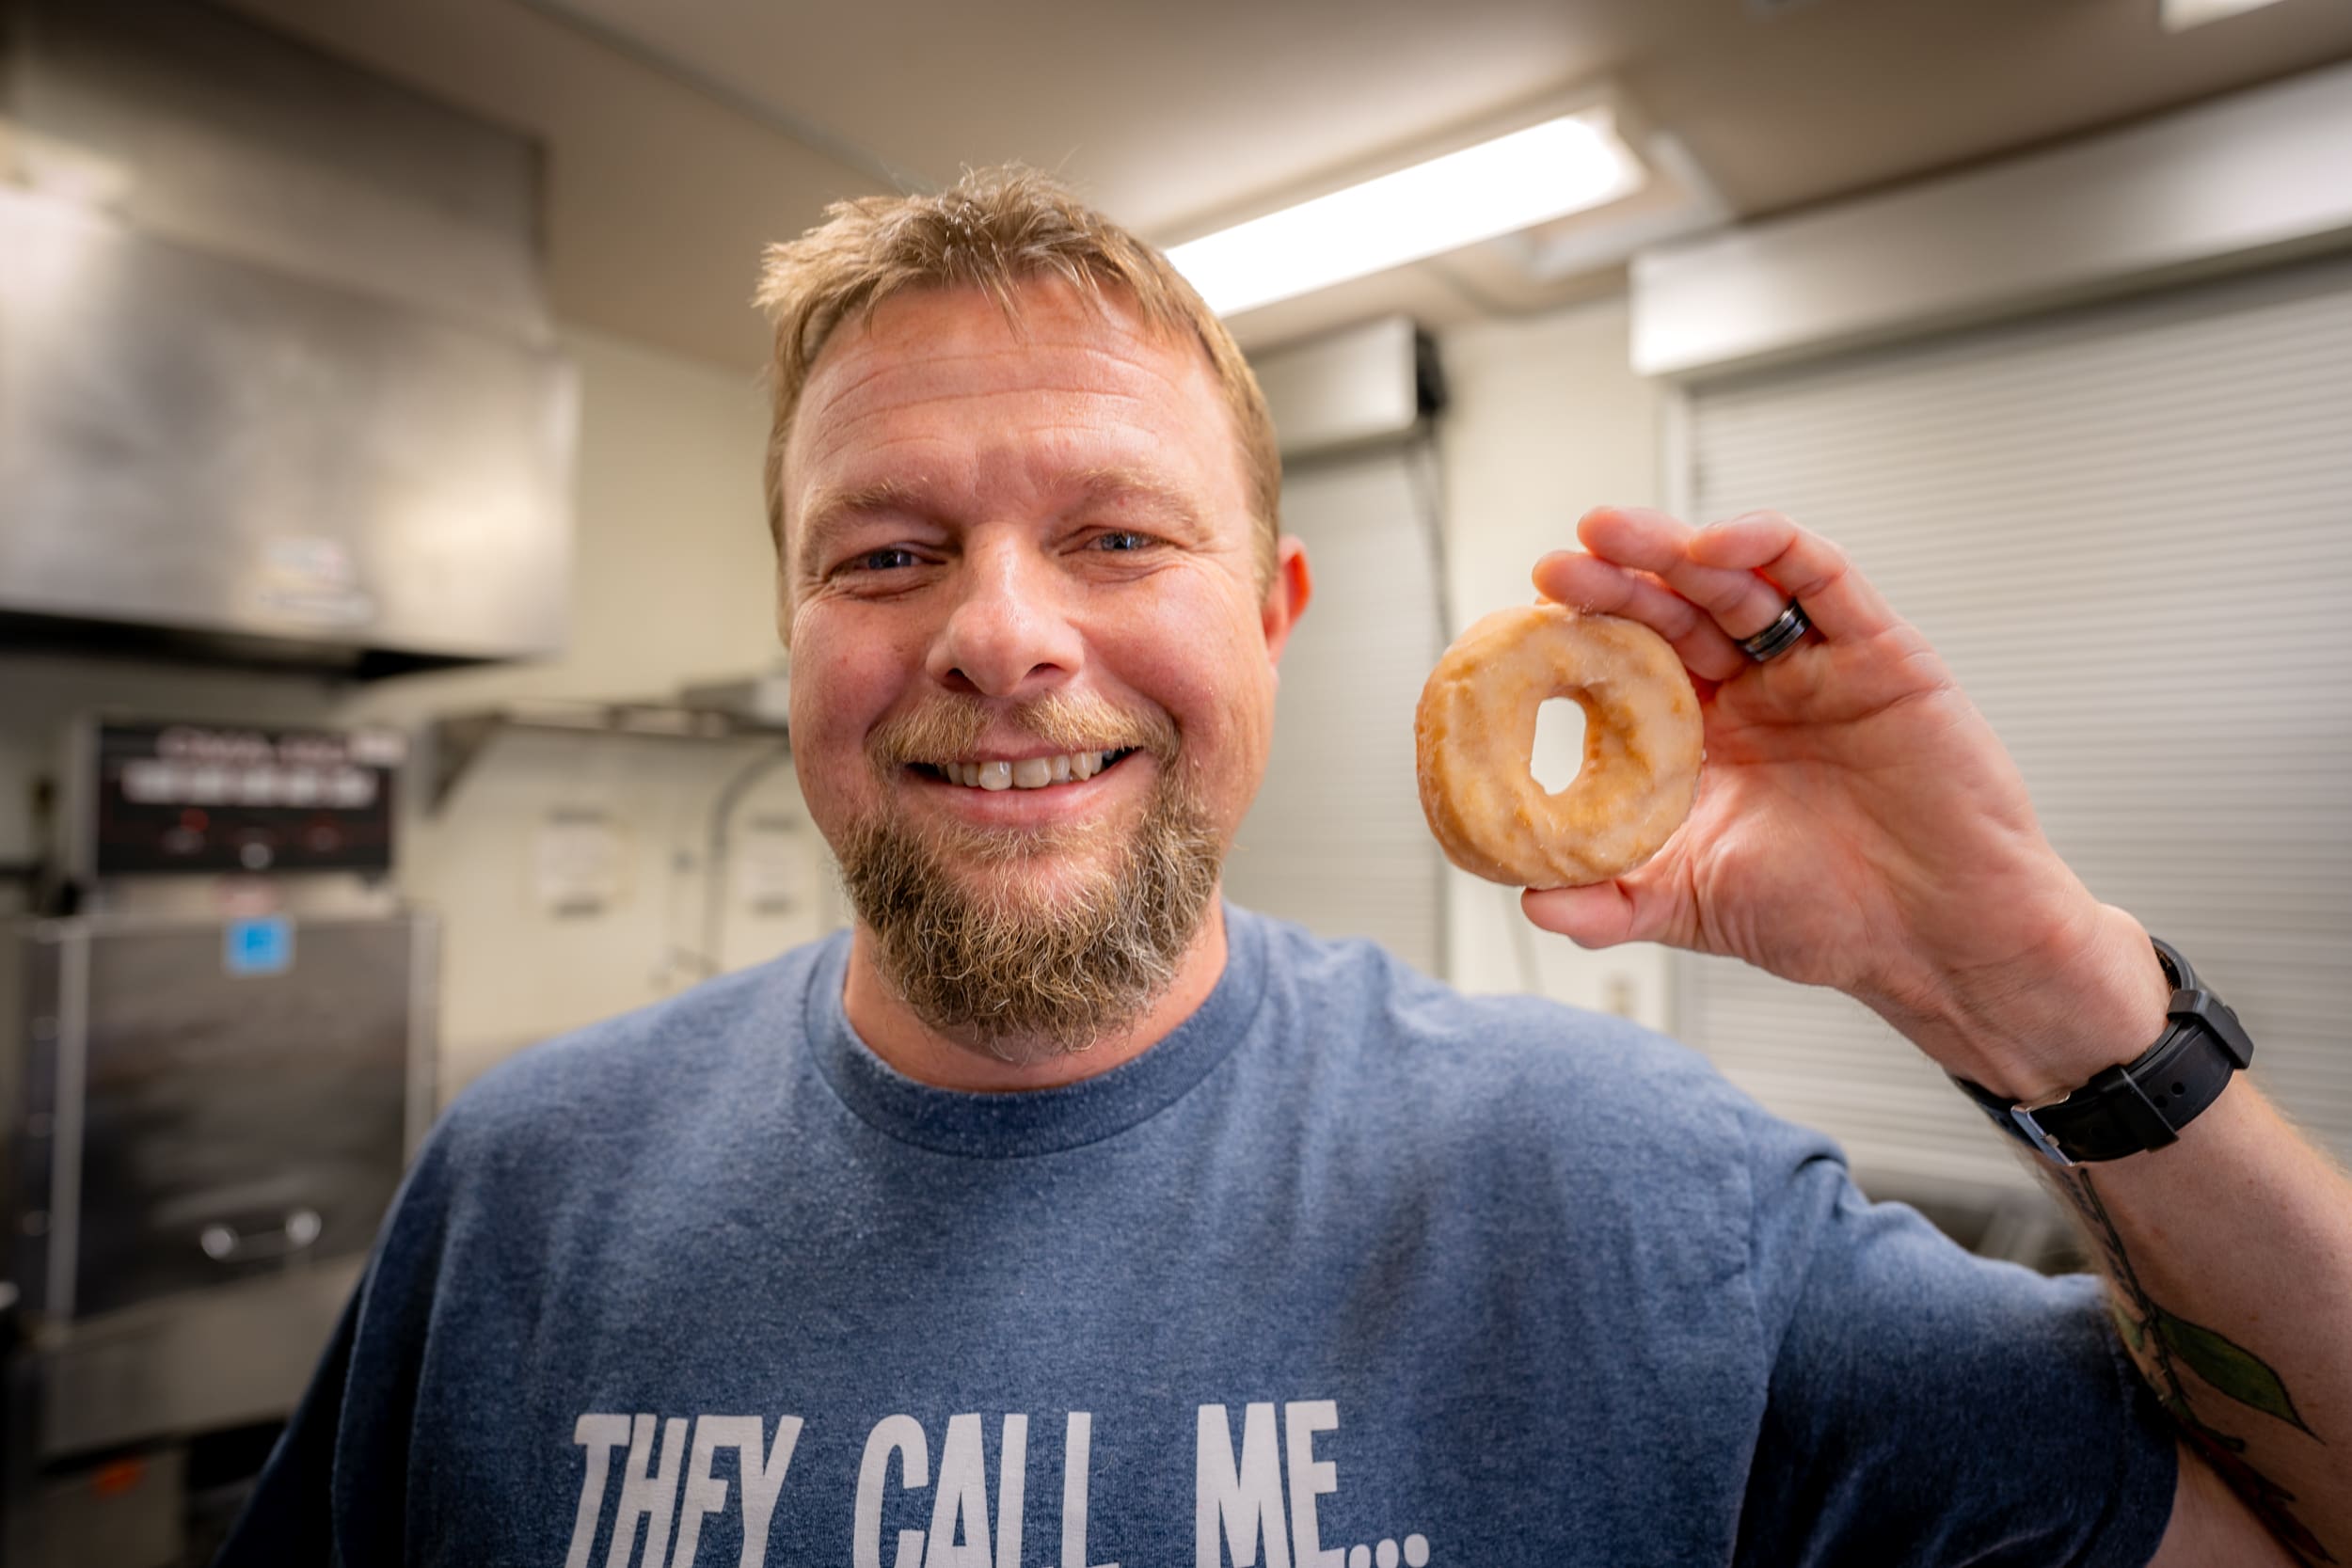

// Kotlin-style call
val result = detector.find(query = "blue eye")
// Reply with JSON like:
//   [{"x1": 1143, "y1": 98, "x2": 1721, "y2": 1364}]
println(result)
[
  {"x1": 853, "y1": 547, "x2": 919, "y2": 572},
  {"x1": 1092, "y1": 531, "x2": 1152, "y2": 553}
]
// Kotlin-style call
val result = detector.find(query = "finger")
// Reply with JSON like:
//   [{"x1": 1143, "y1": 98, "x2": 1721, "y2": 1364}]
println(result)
[
  {"x1": 1521, "y1": 879, "x2": 1663, "y2": 950},
  {"x1": 1687, "y1": 512, "x2": 1899, "y2": 643},
  {"x1": 1573, "y1": 504, "x2": 1694, "y2": 574},
  {"x1": 1533, "y1": 550, "x2": 1746, "y2": 684},
  {"x1": 1578, "y1": 505, "x2": 1791, "y2": 647}
]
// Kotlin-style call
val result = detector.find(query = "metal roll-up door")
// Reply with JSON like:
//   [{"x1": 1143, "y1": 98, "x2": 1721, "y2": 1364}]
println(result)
[{"x1": 1677, "y1": 250, "x2": 2352, "y2": 1194}]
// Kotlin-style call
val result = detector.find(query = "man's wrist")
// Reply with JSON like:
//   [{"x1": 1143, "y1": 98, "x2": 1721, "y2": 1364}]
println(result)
[
  {"x1": 1954, "y1": 932, "x2": 2254, "y2": 1166},
  {"x1": 1886, "y1": 900, "x2": 2173, "y2": 1103},
  {"x1": 1989, "y1": 903, "x2": 2172, "y2": 1100}
]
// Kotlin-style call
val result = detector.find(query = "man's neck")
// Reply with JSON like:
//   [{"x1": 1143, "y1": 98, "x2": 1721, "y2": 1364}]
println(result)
[{"x1": 839, "y1": 898, "x2": 1231, "y2": 1092}]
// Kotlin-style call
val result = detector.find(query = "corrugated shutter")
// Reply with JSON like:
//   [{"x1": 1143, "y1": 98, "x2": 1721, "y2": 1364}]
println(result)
[
  {"x1": 1223, "y1": 447, "x2": 1449, "y2": 975},
  {"x1": 1679, "y1": 251, "x2": 2352, "y2": 1193}
]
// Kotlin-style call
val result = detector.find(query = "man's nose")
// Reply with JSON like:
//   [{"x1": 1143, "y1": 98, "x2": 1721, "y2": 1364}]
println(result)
[{"x1": 925, "y1": 537, "x2": 1084, "y2": 697}]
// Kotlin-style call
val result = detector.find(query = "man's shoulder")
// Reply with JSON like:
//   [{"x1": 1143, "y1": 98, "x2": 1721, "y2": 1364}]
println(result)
[
  {"x1": 1232, "y1": 909, "x2": 1801, "y2": 1259},
  {"x1": 431, "y1": 932, "x2": 836, "y2": 1155},
  {"x1": 1238, "y1": 907, "x2": 1755, "y2": 1139}
]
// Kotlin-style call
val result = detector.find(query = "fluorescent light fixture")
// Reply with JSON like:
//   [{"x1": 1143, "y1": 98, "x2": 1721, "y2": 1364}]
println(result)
[
  {"x1": 1166, "y1": 109, "x2": 1645, "y2": 316},
  {"x1": 2162, "y1": 0, "x2": 2287, "y2": 29}
]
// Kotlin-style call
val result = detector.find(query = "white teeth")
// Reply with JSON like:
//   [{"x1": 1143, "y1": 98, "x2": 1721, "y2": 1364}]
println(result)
[{"x1": 936, "y1": 751, "x2": 1120, "y2": 789}]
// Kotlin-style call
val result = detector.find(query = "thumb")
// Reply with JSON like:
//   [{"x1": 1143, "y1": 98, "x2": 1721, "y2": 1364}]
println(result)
[{"x1": 1521, "y1": 881, "x2": 1648, "y2": 949}]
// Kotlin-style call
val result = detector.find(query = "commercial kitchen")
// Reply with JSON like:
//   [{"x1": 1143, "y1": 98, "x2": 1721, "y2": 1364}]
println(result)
[{"x1": 2, "y1": 0, "x2": 2349, "y2": 1561}]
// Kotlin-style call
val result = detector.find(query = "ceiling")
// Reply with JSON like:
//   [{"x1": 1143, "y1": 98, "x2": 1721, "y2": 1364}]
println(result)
[{"x1": 219, "y1": 0, "x2": 2352, "y2": 369}]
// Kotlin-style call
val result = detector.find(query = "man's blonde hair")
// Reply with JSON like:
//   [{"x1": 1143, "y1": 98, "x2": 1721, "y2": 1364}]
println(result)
[{"x1": 754, "y1": 165, "x2": 1282, "y2": 588}]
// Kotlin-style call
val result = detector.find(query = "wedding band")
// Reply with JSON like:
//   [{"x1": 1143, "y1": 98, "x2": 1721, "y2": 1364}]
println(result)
[{"x1": 1738, "y1": 600, "x2": 1811, "y2": 663}]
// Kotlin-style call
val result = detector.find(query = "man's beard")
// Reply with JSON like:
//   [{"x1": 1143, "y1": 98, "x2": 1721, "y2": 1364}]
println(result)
[{"x1": 834, "y1": 690, "x2": 1227, "y2": 1066}]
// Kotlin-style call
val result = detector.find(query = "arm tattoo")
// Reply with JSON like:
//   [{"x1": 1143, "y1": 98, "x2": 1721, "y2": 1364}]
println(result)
[{"x1": 2054, "y1": 1168, "x2": 2335, "y2": 1565}]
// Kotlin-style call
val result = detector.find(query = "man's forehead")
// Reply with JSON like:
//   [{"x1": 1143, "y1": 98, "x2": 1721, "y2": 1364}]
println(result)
[
  {"x1": 783, "y1": 279, "x2": 1241, "y2": 519},
  {"x1": 802, "y1": 463, "x2": 1203, "y2": 537}
]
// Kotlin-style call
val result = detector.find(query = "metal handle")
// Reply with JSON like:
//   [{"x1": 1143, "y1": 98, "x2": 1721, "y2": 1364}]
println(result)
[{"x1": 199, "y1": 1207, "x2": 322, "y2": 1262}]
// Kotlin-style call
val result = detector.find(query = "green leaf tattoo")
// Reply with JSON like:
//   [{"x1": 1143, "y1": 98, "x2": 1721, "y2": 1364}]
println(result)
[
  {"x1": 2056, "y1": 1168, "x2": 2337, "y2": 1566},
  {"x1": 2156, "y1": 1307, "x2": 2318, "y2": 1437}
]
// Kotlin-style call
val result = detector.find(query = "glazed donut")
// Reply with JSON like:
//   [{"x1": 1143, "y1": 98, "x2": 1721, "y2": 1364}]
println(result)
[{"x1": 1415, "y1": 603, "x2": 1703, "y2": 889}]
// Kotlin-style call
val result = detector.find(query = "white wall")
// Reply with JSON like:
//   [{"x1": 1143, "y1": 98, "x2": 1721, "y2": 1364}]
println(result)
[
  {"x1": 0, "y1": 325, "x2": 836, "y2": 1100},
  {"x1": 1434, "y1": 294, "x2": 1677, "y2": 1033},
  {"x1": 344, "y1": 325, "x2": 831, "y2": 1098}
]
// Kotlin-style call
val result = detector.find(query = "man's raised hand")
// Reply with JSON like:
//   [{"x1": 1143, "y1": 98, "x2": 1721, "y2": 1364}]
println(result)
[{"x1": 1521, "y1": 505, "x2": 2166, "y2": 1097}]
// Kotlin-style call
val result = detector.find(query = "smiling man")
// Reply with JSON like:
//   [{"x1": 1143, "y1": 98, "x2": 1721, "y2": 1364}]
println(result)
[
  {"x1": 221, "y1": 167, "x2": 2350, "y2": 1568},
  {"x1": 774, "y1": 271, "x2": 1304, "y2": 1084}
]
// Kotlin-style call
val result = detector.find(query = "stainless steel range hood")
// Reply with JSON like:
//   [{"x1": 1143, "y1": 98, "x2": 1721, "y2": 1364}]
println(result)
[{"x1": 0, "y1": 0, "x2": 576, "y2": 675}]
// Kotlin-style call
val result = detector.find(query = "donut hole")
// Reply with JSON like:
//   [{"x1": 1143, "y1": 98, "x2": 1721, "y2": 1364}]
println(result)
[{"x1": 1531, "y1": 696, "x2": 1588, "y2": 794}]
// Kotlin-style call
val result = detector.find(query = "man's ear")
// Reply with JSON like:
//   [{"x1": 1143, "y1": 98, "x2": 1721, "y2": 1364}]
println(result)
[{"x1": 1261, "y1": 536, "x2": 1312, "y2": 666}]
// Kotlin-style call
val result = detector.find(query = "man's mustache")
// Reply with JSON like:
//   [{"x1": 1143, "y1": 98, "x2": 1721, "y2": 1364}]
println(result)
[{"x1": 868, "y1": 689, "x2": 1180, "y2": 769}]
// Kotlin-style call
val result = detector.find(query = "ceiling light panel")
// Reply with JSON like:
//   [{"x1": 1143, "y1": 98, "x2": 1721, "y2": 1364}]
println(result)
[
  {"x1": 1166, "y1": 109, "x2": 1646, "y2": 317},
  {"x1": 2161, "y1": 0, "x2": 2289, "y2": 30}
]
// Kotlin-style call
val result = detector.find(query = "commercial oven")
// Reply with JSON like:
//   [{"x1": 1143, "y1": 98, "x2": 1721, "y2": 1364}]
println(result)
[{"x1": 2, "y1": 718, "x2": 435, "y2": 1564}]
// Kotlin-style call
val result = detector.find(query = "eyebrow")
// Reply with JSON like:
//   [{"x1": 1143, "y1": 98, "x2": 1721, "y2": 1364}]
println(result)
[
  {"x1": 793, "y1": 478, "x2": 930, "y2": 579},
  {"x1": 792, "y1": 466, "x2": 1205, "y2": 578},
  {"x1": 1062, "y1": 467, "x2": 1206, "y2": 533}
]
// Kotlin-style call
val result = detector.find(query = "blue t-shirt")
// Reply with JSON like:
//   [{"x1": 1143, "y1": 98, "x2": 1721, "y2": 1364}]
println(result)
[{"x1": 221, "y1": 906, "x2": 2176, "y2": 1567}]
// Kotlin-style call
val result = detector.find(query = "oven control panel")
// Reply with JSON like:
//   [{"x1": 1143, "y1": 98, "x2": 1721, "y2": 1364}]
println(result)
[{"x1": 82, "y1": 721, "x2": 402, "y2": 875}]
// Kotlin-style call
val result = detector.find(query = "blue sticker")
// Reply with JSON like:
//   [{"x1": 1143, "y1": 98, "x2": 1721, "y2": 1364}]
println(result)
[{"x1": 224, "y1": 916, "x2": 294, "y2": 976}]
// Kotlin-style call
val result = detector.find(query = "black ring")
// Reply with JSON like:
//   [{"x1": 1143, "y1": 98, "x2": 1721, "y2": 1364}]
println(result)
[{"x1": 1738, "y1": 599, "x2": 1811, "y2": 662}]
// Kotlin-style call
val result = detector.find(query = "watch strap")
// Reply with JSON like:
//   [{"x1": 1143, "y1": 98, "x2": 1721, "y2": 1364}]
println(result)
[{"x1": 1951, "y1": 937, "x2": 2252, "y2": 1166}]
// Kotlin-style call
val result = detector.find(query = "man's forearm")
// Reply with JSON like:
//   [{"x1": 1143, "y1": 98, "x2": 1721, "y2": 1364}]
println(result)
[
  {"x1": 1910, "y1": 901, "x2": 2352, "y2": 1562},
  {"x1": 2044, "y1": 1084, "x2": 2352, "y2": 1566}
]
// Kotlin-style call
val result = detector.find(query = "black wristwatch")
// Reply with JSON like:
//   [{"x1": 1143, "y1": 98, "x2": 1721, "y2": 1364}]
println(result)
[{"x1": 1951, "y1": 937, "x2": 2252, "y2": 1167}]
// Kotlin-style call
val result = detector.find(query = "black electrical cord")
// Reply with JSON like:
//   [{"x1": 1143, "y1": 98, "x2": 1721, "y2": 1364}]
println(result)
[
  {"x1": 1399, "y1": 422, "x2": 1544, "y2": 996},
  {"x1": 1398, "y1": 427, "x2": 1461, "y2": 977}
]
